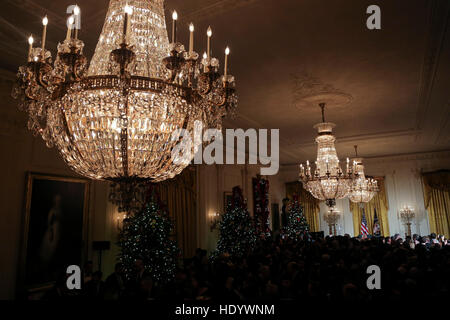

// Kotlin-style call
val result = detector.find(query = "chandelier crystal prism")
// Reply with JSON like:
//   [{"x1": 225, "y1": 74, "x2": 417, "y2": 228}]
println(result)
[
  {"x1": 298, "y1": 103, "x2": 354, "y2": 208},
  {"x1": 348, "y1": 146, "x2": 379, "y2": 204},
  {"x1": 12, "y1": 0, "x2": 237, "y2": 183}
]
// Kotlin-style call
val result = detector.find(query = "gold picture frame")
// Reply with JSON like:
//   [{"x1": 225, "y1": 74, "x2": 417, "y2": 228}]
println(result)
[{"x1": 18, "y1": 172, "x2": 90, "y2": 297}]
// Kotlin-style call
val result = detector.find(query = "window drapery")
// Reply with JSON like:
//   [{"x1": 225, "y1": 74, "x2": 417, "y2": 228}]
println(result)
[
  {"x1": 422, "y1": 170, "x2": 450, "y2": 238},
  {"x1": 349, "y1": 177, "x2": 390, "y2": 237},
  {"x1": 155, "y1": 167, "x2": 197, "y2": 258}
]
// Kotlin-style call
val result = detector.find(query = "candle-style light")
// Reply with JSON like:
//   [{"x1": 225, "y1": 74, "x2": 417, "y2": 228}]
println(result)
[
  {"x1": 41, "y1": 16, "x2": 48, "y2": 50},
  {"x1": 206, "y1": 26, "x2": 212, "y2": 58},
  {"x1": 189, "y1": 23, "x2": 194, "y2": 53},
  {"x1": 123, "y1": 4, "x2": 133, "y2": 44},
  {"x1": 74, "y1": 5, "x2": 80, "y2": 39},
  {"x1": 203, "y1": 52, "x2": 207, "y2": 72},
  {"x1": 224, "y1": 46, "x2": 230, "y2": 78},
  {"x1": 171, "y1": 11, "x2": 178, "y2": 43},
  {"x1": 66, "y1": 16, "x2": 75, "y2": 41},
  {"x1": 27, "y1": 35, "x2": 34, "y2": 62}
]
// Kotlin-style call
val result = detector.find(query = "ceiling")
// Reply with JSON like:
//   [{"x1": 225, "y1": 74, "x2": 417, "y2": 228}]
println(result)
[{"x1": 0, "y1": 0, "x2": 449, "y2": 165}]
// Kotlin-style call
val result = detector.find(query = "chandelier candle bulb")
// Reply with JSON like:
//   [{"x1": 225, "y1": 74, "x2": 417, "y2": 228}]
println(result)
[
  {"x1": 66, "y1": 16, "x2": 75, "y2": 41},
  {"x1": 123, "y1": 5, "x2": 132, "y2": 44},
  {"x1": 224, "y1": 47, "x2": 230, "y2": 78},
  {"x1": 203, "y1": 51, "x2": 207, "y2": 72},
  {"x1": 189, "y1": 23, "x2": 194, "y2": 53},
  {"x1": 207, "y1": 26, "x2": 212, "y2": 58},
  {"x1": 74, "y1": 5, "x2": 80, "y2": 39},
  {"x1": 171, "y1": 11, "x2": 178, "y2": 43},
  {"x1": 27, "y1": 35, "x2": 34, "y2": 62},
  {"x1": 41, "y1": 16, "x2": 48, "y2": 50}
]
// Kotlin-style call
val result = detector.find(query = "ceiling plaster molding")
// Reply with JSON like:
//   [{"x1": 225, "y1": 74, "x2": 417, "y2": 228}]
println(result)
[
  {"x1": 6, "y1": 0, "x2": 67, "y2": 31},
  {"x1": 291, "y1": 71, "x2": 353, "y2": 110},
  {"x1": 415, "y1": 0, "x2": 450, "y2": 131},
  {"x1": 173, "y1": 0, "x2": 262, "y2": 23},
  {"x1": 284, "y1": 128, "x2": 420, "y2": 149},
  {"x1": 434, "y1": 101, "x2": 450, "y2": 144},
  {"x1": 0, "y1": 69, "x2": 16, "y2": 82},
  {"x1": 280, "y1": 150, "x2": 450, "y2": 171}
]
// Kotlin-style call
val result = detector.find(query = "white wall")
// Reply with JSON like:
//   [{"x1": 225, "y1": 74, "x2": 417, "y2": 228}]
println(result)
[{"x1": 279, "y1": 151, "x2": 450, "y2": 237}]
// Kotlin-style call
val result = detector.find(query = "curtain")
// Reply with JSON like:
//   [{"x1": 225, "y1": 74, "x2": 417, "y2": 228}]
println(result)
[
  {"x1": 285, "y1": 182, "x2": 320, "y2": 232},
  {"x1": 155, "y1": 167, "x2": 197, "y2": 258},
  {"x1": 349, "y1": 177, "x2": 390, "y2": 237},
  {"x1": 422, "y1": 170, "x2": 450, "y2": 238}
]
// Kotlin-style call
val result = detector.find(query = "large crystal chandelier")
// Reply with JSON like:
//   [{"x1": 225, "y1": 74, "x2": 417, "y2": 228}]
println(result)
[
  {"x1": 298, "y1": 103, "x2": 353, "y2": 207},
  {"x1": 348, "y1": 146, "x2": 378, "y2": 204},
  {"x1": 12, "y1": 0, "x2": 237, "y2": 184}
]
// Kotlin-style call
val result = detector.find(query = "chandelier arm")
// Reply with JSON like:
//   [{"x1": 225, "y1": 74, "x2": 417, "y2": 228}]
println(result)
[
  {"x1": 319, "y1": 103, "x2": 326, "y2": 122},
  {"x1": 217, "y1": 83, "x2": 229, "y2": 107}
]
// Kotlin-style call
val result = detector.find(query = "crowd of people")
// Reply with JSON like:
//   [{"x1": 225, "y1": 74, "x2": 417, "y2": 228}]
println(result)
[{"x1": 43, "y1": 233, "x2": 450, "y2": 301}]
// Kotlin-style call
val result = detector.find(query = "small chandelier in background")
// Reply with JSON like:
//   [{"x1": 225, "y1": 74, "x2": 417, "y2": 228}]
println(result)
[
  {"x1": 348, "y1": 145, "x2": 379, "y2": 204},
  {"x1": 323, "y1": 207, "x2": 340, "y2": 236},
  {"x1": 399, "y1": 205, "x2": 415, "y2": 237},
  {"x1": 299, "y1": 103, "x2": 354, "y2": 208},
  {"x1": 12, "y1": 0, "x2": 237, "y2": 212}
]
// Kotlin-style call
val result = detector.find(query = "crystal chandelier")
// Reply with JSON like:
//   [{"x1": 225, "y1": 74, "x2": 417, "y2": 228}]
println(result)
[
  {"x1": 348, "y1": 146, "x2": 378, "y2": 204},
  {"x1": 298, "y1": 103, "x2": 353, "y2": 207},
  {"x1": 12, "y1": 0, "x2": 237, "y2": 184}
]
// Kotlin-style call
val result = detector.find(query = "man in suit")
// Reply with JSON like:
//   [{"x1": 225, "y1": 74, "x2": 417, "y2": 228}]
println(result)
[{"x1": 104, "y1": 263, "x2": 125, "y2": 300}]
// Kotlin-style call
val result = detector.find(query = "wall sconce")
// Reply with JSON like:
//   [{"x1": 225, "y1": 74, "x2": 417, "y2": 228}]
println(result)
[
  {"x1": 116, "y1": 213, "x2": 127, "y2": 231},
  {"x1": 209, "y1": 212, "x2": 221, "y2": 232},
  {"x1": 398, "y1": 205, "x2": 415, "y2": 237}
]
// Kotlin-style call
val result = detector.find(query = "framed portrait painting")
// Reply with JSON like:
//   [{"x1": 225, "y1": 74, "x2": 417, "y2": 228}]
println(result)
[{"x1": 20, "y1": 173, "x2": 90, "y2": 293}]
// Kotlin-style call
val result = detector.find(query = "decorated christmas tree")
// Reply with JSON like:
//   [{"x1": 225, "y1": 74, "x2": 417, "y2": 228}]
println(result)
[
  {"x1": 212, "y1": 186, "x2": 257, "y2": 260},
  {"x1": 284, "y1": 196, "x2": 309, "y2": 240},
  {"x1": 118, "y1": 187, "x2": 180, "y2": 284}
]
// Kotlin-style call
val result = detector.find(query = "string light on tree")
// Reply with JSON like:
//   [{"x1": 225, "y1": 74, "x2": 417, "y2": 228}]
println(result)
[
  {"x1": 118, "y1": 189, "x2": 180, "y2": 283},
  {"x1": 211, "y1": 187, "x2": 256, "y2": 260},
  {"x1": 283, "y1": 196, "x2": 309, "y2": 240}
]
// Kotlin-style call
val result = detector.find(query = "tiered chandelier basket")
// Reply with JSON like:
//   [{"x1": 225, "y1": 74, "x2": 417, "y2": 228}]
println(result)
[
  {"x1": 348, "y1": 146, "x2": 379, "y2": 204},
  {"x1": 299, "y1": 103, "x2": 354, "y2": 207},
  {"x1": 12, "y1": 0, "x2": 237, "y2": 185}
]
